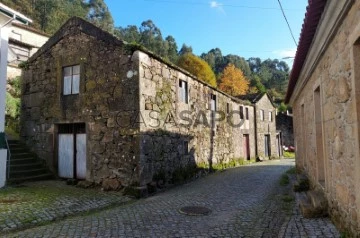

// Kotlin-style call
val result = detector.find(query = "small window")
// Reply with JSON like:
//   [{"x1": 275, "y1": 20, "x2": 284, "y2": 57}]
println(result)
[
  {"x1": 184, "y1": 141, "x2": 189, "y2": 155},
  {"x1": 245, "y1": 107, "x2": 249, "y2": 120},
  {"x1": 260, "y1": 110, "x2": 264, "y2": 121},
  {"x1": 210, "y1": 94, "x2": 216, "y2": 111},
  {"x1": 226, "y1": 103, "x2": 230, "y2": 114},
  {"x1": 269, "y1": 111, "x2": 273, "y2": 122},
  {"x1": 178, "y1": 80, "x2": 188, "y2": 103},
  {"x1": 63, "y1": 65, "x2": 80, "y2": 95},
  {"x1": 240, "y1": 106, "x2": 244, "y2": 119}
]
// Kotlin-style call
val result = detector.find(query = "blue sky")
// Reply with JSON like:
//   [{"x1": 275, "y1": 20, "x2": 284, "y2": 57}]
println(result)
[{"x1": 105, "y1": 0, "x2": 308, "y2": 64}]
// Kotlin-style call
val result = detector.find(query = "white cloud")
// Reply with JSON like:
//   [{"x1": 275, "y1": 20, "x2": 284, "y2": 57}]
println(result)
[
  {"x1": 210, "y1": 1, "x2": 226, "y2": 15},
  {"x1": 273, "y1": 48, "x2": 297, "y2": 59}
]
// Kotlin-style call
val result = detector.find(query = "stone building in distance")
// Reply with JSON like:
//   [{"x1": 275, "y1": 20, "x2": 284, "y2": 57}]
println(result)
[
  {"x1": 286, "y1": 0, "x2": 360, "y2": 235},
  {"x1": 238, "y1": 93, "x2": 280, "y2": 160},
  {"x1": 20, "y1": 17, "x2": 279, "y2": 192}
]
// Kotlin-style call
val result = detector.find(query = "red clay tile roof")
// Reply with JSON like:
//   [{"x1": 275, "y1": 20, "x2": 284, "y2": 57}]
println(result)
[{"x1": 285, "y1": 0, "x2": 327, "y2": 103}]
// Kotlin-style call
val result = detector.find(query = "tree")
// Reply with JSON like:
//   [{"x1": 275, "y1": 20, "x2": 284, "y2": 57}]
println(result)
[
  {"x1": 114, "y1": 25, "x2": 141, "y2": 43},
  {"x1": 178, "y1": 44, "x2": 193, "y2": 55},
  {"x1": 177, "y1": 53, "x2": 217, "y2": 87},
  {"x1": 87, "y1": 0, "x2": 114, "y2": 33},
  {"x1": 165, "y1": 35, "x2": 178, "y2": 63},
  {"x1": 218, "y1": 64, "x2": 250, "y2": 96},
  {"x1": 250, "y1": 75, "x2": 266, "y2": 93}
]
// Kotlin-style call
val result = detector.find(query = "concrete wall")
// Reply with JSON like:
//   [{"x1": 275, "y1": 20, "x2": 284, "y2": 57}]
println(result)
[
  {"x1": 136, "y1": 51, "x2": 256, "y2": 185},
  {"x1": 254, "y1": 95, "x2": 278, "y2": 159},
  {"x1": 291, "y1": 1, "x2": 360, "y2": 235},
  {"x1": 10, "y1": 24, "x2": 48, "y2": 50}
]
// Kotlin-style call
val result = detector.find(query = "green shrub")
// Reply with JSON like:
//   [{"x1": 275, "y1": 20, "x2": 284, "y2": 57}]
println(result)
[
  {"x1": 279, "y1": 174, "x2": 289, "y2": 186},
  {"x1": 282, "y1": 194, "x2": 294, "y2": 203},
  {"x1": 286, "y1": 167, "x2": 297, "y2": 175},
  {"x1": 293, "y1": 178, "x2": 310, "y2": 192},
  {"x1": 284, "y1": 151, "x2": 295, "y2": 158}
]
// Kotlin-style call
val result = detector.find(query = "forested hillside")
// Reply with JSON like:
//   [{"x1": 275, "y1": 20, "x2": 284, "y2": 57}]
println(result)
[{"x1": 1, "y1": 0, "x2": 290, "y2": 103}]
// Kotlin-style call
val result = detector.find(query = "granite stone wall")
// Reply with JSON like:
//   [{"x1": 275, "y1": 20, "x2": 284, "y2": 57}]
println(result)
[
  {"x1": 292, "y1": 1, "x2": 360, "y2": 234},
  {"x1": 254, "y1": 95, "x2": 279, "y2": 159},
  {"x1": 21, "y1": 18, "x2": 260, "y2": 194},
  {"x1": 136, "y1": 51, "x2": 256, "y2": 185},
  {"x1": 21, "y1": 20, "x2": 141, "y2": 187}
]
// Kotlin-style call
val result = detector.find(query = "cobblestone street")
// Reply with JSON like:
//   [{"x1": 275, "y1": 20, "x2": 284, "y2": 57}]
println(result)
[{"x1": 3, "y1": 160, "x2": 340, "y2": 237}]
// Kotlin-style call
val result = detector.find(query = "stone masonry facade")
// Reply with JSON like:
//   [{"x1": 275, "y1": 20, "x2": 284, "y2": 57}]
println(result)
[
  {"x1": 289, "y1": 1, "x2": 360, "y2": 235},
  {"x1": 20, "y1": 17, "x2": 278, "y2": 192},
  {"x1": 253, "y1": 94, "x2": 279, "y2": 159}
]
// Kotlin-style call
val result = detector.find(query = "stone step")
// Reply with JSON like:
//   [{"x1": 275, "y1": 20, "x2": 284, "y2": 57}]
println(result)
[
  {"x1": 9, "y1": 158, "x2": 38, "y2": 165},
  {"x1": 298, "y1": 192, "x2": 314, "y2": 218},
  {"x1": 10, "y1": 161, "x2": 45, "y2": 171},
  {"x1": 298, "y1": 190, "x2": 328, "y2": 218},
  {"x1": 9, "y1": 168, "x2": 49, "y2": 178},
  {"x1": 7, "y1": 173, "x2": 54, "y2": 184},
  {"x1": 6, "y1": 139, "x2": 55, "y2": 184},
  {"x1": 11, "y1": 152, "x2": 38, "y2": 160},
  {"x1": 307, "y1": 190, "x2": 328, "y2": 214},
  {"x1": 8, "y1": 147, "x2": 30, "y2": 154}
]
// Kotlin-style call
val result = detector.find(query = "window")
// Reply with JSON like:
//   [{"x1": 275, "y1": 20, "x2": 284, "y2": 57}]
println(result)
[
  {"x1": 63, "y1": 65, "x2": 80, "y2": 95},
  {"x1": 178, "y1": 80, "x2": 188, "y2": 103},
  {"x1": 260, "y1": 109, "x2": 264, "y2": 121},
  {"x1": 240, "y1": 106, "x2": 244, "y2": 119},
  {"x1": 245, "y1": 107, "x2": 249, "y2": 120},
  {"x1": 210, "y1": 94, "x2": 216, "y2": 111},
  {"x1": 183, "y1": 141, "x2": 189, "y2": 155},
  {"x1": 226, "y1": 103, "x2": 230, "y2": 114},
  {"x1": 269, "y1": 111, "x2": 273, "y2": 122}
]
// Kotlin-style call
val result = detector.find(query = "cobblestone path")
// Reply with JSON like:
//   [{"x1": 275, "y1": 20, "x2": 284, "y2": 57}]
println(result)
[
  {"x1": 0, "y1": 181, "x2": 132, "y2": 233},
  {"x1": 4, "y1": 160, "x2": 340, "y2": 237}
]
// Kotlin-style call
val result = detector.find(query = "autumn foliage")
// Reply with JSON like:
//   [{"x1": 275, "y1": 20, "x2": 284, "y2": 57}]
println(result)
[
  {"x1": 177, "y1": 53, "x2": 217, "y2": 87},
  {"x1": 218, "y1": 64, "x2": 250, "y2": 96}
]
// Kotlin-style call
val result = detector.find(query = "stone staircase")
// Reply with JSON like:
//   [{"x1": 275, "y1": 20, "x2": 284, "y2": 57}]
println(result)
[
  {"x1": 298, "y1": 190, "x2": 328, "y2": 218},
  {"x1": 7, "y1": 140, "x2": 54, "y2": 184}
]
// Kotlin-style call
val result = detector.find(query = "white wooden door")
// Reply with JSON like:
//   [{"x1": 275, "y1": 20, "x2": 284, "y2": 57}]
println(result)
[
  {"x1": 58, "y1": 134, "x2": 74, "y2": 178},
  {"x1": 76, "y1": 134, "x2": 86, "y2": 179}
]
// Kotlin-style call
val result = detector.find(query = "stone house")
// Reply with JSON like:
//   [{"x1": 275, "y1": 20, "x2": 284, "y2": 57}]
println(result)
[
  {"x1": 238, "y1": 93, "x2": 281, "y2": 159},
  {"x1": 285, "y1": 0, "x2": 360, "y2": 235},
  {"x1": 20, "y1": 17, "x2": 278, "y2": 191}
]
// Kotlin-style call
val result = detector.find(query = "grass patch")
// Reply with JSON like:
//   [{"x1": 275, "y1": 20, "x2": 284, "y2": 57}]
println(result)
[
  {"x1": 199, "y1": 158, "x2": 257, "y2": 171},
  {"x1": 279, "y1": 174, "x2": 290, "y2": 186},
  {"x1": 283, "y1": 151, "x2": 295, "y2": 158},
  {"x1": 293, "y1": 178, "x2": 310, "y2": 192},
  {"x1": 282, "y1": 194, "x2": 294, "y2": 203},
  {"x1": 286, "y1": 167, "x2": 297, "y2": 175}
]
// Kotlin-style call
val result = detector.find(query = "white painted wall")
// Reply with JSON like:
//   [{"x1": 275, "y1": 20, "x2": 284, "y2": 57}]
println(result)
[
  {"x1": 0, "y1": 18, "x2": 10, "y2": 133},
  {"x1": 0, "y1": 15, "x2": 12, "y2": 188},
  {"x1": 0, "y1": 149, "x2": 7, "y2": 188}
]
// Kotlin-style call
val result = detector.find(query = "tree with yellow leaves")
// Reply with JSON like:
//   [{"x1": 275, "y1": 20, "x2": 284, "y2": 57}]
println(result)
[
  {"x1": 177, "y1": 53, "x2": 217, "y2": 87},
  {"x1": 218, "y1": 64, "x2": 250, "y2": 96}
]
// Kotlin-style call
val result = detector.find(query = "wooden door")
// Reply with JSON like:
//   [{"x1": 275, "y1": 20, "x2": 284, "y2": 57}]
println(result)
[
  {"x1": 58, "y1": 134, "x2": 74, "y2": 178},
  {"x1": 243, "y1": 134, "x2": 250, "y2": 160},
  {"x1": 265, "y1": 135, "x2": 271, "y2": 157},
  {"x1": 58, "y1": 123, "x2": 86, "y2": 179},
  {"x1": 76, "y1": 134, "x2": 86, "y2": 179}
]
